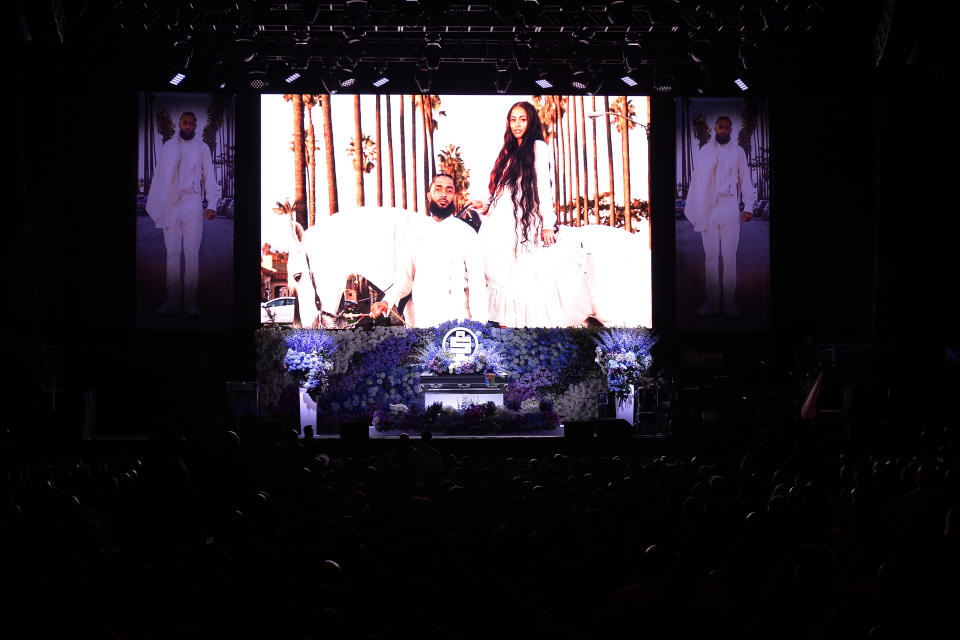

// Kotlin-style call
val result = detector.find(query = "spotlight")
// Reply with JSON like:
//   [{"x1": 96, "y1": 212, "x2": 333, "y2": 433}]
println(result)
[
  {"x1": 321, "y1": 67, "x2": 339, "y2": 94},
  {"x1": 520, "y1": 0, "x2": 541, "y2": 21},
  {"x1": 285, "y1": 71, "x2": 301, "y2": 84},
  {"x1": 344, "y1": 30, "x2": 365, "y2": 65},
  {"x1": 570, "y1": 67, "x2": 589, "y2": 91},
  {"x1": 571, "y1": 28, "x2": 593, "y2": 61},
  {"x1": 586, "y1": 74, "x2": 603, "y2": 95},
  {"x1": 514, "y1": 39, "x2": 532, "y2": 71},
  {"x1": 535, "y1": 70, "x2": 554, "y2": 89},
  {"x1": 495, "y1": 60, "x2": 512, "y2": 94},
  {"x1": 423, "y1": 34, "x2": 442, "y2": 71},
  {"x1": 248, "y1": 67, "x2": 269, "y2": 90},
  {"x1": 371, "y1": 61, "x2": 390, "y2": 88},
  {"x1": 734, "y1": 77, "x2": 748, "y2": 91},
  {"x1": 338, "y1": 66, "x2": 357, "y2": 89},
  {"x1": 415, "y1": 66, "x2": 432, "y2": 93},
  {"x1": 235, "y1": 37, "x2": 257, "y2": 64},
  {"x1": 345, "y1": 0, "x2": 370, "y2": 24},
  {"x1": 606, "y1": 0, "x2": 632, "y2": 25},
  {"x1": 293, "y1": 37, "x2": 311, "y2": 70},
  {"x1": 653, "y1": 72, "x2": 673, "y2": 93},
  {"x1": 623, "y1": 35, "x2": 644, "y2": 71},
  {"x1": 620, "y1": 74, "x2": 638, "y2": 87},
  {"x1": 169, "y1": 72, "x2": 186, "y2": 86}
]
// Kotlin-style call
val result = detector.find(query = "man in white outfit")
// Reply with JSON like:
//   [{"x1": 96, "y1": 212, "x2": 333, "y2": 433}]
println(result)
[
  {"x1": 683, "y1": 115, "x2": 756, "y2": 318},
  {"x1": 370, "y1": 174, "x2": 488, "y2": 327},
  {"x1": 146, "y1": 112, "x2": 220, "y2": 316}
]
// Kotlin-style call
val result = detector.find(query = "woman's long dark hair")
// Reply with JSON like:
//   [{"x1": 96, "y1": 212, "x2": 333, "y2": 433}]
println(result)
[{"x1": 488, "y1": 101, "x2": 545, "y2": 245}]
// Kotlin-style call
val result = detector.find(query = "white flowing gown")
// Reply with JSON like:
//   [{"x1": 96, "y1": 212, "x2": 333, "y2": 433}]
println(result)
[{"x1": 478, "y1": 140, "x2": 591, "y2": 327}]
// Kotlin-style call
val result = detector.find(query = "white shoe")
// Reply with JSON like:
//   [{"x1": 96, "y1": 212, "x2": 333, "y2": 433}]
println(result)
[{"x1": 696, "y1": 303, "x2": 719, "y2": 317}]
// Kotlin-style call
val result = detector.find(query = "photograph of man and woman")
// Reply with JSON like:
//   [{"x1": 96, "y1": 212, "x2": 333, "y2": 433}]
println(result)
[{"x1": 260, "y1": 93, "x2": 652, "y2": 329}]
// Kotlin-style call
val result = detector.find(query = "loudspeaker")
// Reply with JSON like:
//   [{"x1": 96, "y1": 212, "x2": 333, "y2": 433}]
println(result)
[
  {"x1": 595, "y1": 418, "x2": 634, "y2": 440},
  {"x1": 563, "y1": 421, "x2": 594, "y2": 440}
]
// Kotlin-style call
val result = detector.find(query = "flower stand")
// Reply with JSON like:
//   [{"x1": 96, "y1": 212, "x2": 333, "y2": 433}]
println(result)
[{"x1": 299, "y1": 385, "x2": 318, "y2": 438}]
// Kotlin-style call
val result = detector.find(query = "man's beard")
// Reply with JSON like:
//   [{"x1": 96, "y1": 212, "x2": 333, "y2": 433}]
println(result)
[
  {"x1": 715, "y1": 133, "x2": 730, "y2": 144},
  {"x1": 180, "y1": 130, "x2": 196, "y2": 141},
  {"x1": 428, "y1": 199, "x2": 455, "y2": 219}
]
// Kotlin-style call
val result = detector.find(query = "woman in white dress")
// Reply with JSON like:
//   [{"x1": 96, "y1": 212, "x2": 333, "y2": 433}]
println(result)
[{"x1": 479, "y1": 101, "x2": 590, "y2": 327}]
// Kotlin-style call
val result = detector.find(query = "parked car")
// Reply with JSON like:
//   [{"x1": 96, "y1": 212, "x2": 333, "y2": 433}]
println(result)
[
  {"x1": 261, "y1": 296, "x2": 296, "y2": 323},
  {"x1": 754, "y1": 199, "x2": 770, "y2": 219},
  {"x1": 217, "y1": 197, "x2": 234, "y2": 218},
  {"x1": 136, "y1": 194, "x2": 148, "y2": 215},
  {"x1": 675, "y1": 199, "x2": 686, "y2": 218}
]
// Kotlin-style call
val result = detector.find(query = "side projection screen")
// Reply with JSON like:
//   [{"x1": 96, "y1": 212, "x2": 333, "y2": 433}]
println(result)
[
  {"x1": 675, "y1": 96, "x2": 771, "y2": 331},
  {"x1": 260, "y1": 94, "x2": 651, "y2": 329}
]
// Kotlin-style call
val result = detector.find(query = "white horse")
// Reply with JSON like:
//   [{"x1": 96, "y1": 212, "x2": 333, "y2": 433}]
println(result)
[{"x1": 286, "y1": 206, "x2": 652, "y2": 329}]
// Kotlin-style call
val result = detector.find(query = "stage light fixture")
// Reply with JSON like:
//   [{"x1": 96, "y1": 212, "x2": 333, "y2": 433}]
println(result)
[
  {"x1": 247, "y1": 67, "x2": 269, "y2": 90},
  {"x1": 620, "y1": 74, "x2": 638, "y2": 87},
  {"x1": 423, "y1": 34, "x2": 442, "y2": 71},
  {"x1": 535, "y1": 70, "x2": 554, "y2": 89},
  {"x1": 495, "y1": 60, "x2": 512, "y2": 94},
  {"x1": 321, "y1": 67, "x2": 339, "y2": 94},
  {"x1": 345, "y1": 30, "x2": 365, "y2": 65},
  {"x1": 520, "y1": 0, "x2": 542, "y2": 21},
  {"x1": 415, "y1": 66, "x2": 432, "y2": 93},
  {"x1": 586, "y1": 74, "x2": 603, "y2": 95},
  {"x1": 623, "y1": 35, "x2": 644, "y2": 71},
  {"x1": 285, "y1": 72, "x2": 301, "y2": 83},
  {"x1": 653, "y1": 73, "x2": 673, "y2": 93},
  {"x1": 235, "y1": 37, "x2": 257, "y2": 64},
  {"x1": 514, "y1": 40, "x2": 532, "y2": 71},
  {"x1": 371, "y1": 61, "x2": 390, "y2": 88},
  {"x1": 570, "y1": 67, "x2": 589, "y2": 91},
  {"x1": 338, "y1": 66, "x2": 357, "y2": 89},
  {"x1": 169, "y1": 72, "x2": 186, "y2": 86},
  {"x1": 345, "y1": 0, "x2": 370, "y2": 24},
  {"x1": 734, "y1": 77, "x2": 748, "y2": 91},
  {"x1": 293, "y1": 37, "x2": 311, "y2": 70},
  {"x1": 607, "y1": 0, "x2": 632, "y2": 25}
]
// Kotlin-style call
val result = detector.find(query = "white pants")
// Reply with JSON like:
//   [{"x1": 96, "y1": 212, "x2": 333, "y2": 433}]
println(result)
[
  {"x1": 162, "y1": 194, "x2": 204, "y2": 309},
  {"x1": 700, "y1": 198, "x2": 740, "y2": 310}
]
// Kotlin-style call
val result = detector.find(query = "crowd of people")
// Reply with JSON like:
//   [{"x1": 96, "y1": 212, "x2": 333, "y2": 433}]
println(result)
[{"x1": 2, "y1": 419, "x2": 957, "y2": 639}]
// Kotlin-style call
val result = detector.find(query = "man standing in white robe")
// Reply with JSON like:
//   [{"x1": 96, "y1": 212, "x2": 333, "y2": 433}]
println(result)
[
  {"x1": 683, "y1": 115, "x2": 757, "y2": 318},
  {"x1": 370, "y1": 174, "x2": 488, "y2": 327},
  {"x1": 146, "y1": 112, "x2": 220, "y2": 316}
]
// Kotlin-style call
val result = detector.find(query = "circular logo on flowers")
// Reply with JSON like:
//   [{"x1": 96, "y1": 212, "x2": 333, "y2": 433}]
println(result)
[{"x1": 441, "y1": 327, "x2": 480, "y2": 359}]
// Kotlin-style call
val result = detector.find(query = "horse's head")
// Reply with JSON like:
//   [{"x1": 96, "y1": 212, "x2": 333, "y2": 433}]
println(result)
[{"x1": 286, "y1": 220, "x2": 351, "y2": 329}]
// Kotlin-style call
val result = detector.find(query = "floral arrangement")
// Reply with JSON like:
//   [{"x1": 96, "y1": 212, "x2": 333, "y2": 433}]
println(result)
[
  {"x1": 283, "y1": 329, "x2": 337, "y2": 398},
  {"x1": 594, "y1": 327, "x2": 657, "y2": 401},
  {"x1": 416, "y1": 319, "x2": 505, "y2": 376},
  {"x1": 258, "y1": 326, "x2": 619, "y2": 430},
  {"x1": 372, "y1": 401, "x2": 560, "y2": 435}
]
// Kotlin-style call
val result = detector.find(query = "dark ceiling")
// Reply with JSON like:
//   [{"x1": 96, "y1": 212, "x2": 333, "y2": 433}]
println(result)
[{"x1": 16, "y1": 1, "x2": 935, "y2": 95}]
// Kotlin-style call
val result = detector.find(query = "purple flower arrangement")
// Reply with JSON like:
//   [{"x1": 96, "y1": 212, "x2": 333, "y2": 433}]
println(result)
[
  {"x1": 283, "y1": 329, "x2": 337, "y2": 398},
  {"x1": 594, "y1": 327, "x2": 657, "y2": 401}
]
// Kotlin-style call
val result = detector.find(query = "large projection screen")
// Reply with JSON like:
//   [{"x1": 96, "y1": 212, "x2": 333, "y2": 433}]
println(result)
[
  {"x1": 675, "y1": 97, "x2": 771, "y2": 331},
  {"x1": 260, "y1": 94, "x2": 651, "y2": 329},
  {"x1": 136, "y1": 92, "x2": 236, "y2": 329}
]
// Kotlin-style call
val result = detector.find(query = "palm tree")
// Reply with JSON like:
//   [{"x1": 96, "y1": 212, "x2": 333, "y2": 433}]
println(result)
[
  {"x1": 579, "y1": 96, "x2": 590, "y2": 224},
  {"x1": 612, "y1": 96, "x2": 637, "y2": 232},
  {"x1": 374, "y1": 94, "x2": 383, "y2": 206},
  {"x1": 385, "y1": 94, "x2": 396, "y2": 207},
  {"x1": 321, "y1": 94, "x2": 339, "y2": 216},
  {"x1": 437, "y1": 144, "x2": 470, "y2": 210},
  {"x1": 283, "y1": 94, "x2": 309, "y2": 229},
  {"x1": 302, "y1": 95, "x2": 319, "y2": 226},
  {"x1": 603, "y1": 96, "x2": 615, "y2": 226},
  {"x1": 569, "y1": 96, "x2": 582, "y2": 226},
  {"x1": 346, "y1": 135, "x2": 377, "y2": 176},
  {"x1": 352, "y1": 95, "x2": 364, "y2": 206},
  {"x1": 409, "y1": 95, "x2": 418, "y2": 212},
  {"x1": 399, "y1": 95, "x2": 408, "y2": 209},
  {"x1": 533, "y1": 95, "x2": 562, "y2": 221},
  {"x1": 591, "y1": 95, "x2": 600, "y2": 226}
]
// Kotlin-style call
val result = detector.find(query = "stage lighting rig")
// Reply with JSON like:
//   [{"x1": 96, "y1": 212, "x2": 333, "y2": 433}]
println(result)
[
  {"x1": 495, "y1": 60, "x2": 512, "y2": 94},
  {"x1": 423, "y1": 33, "x2": 442, "y2": 71}
]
